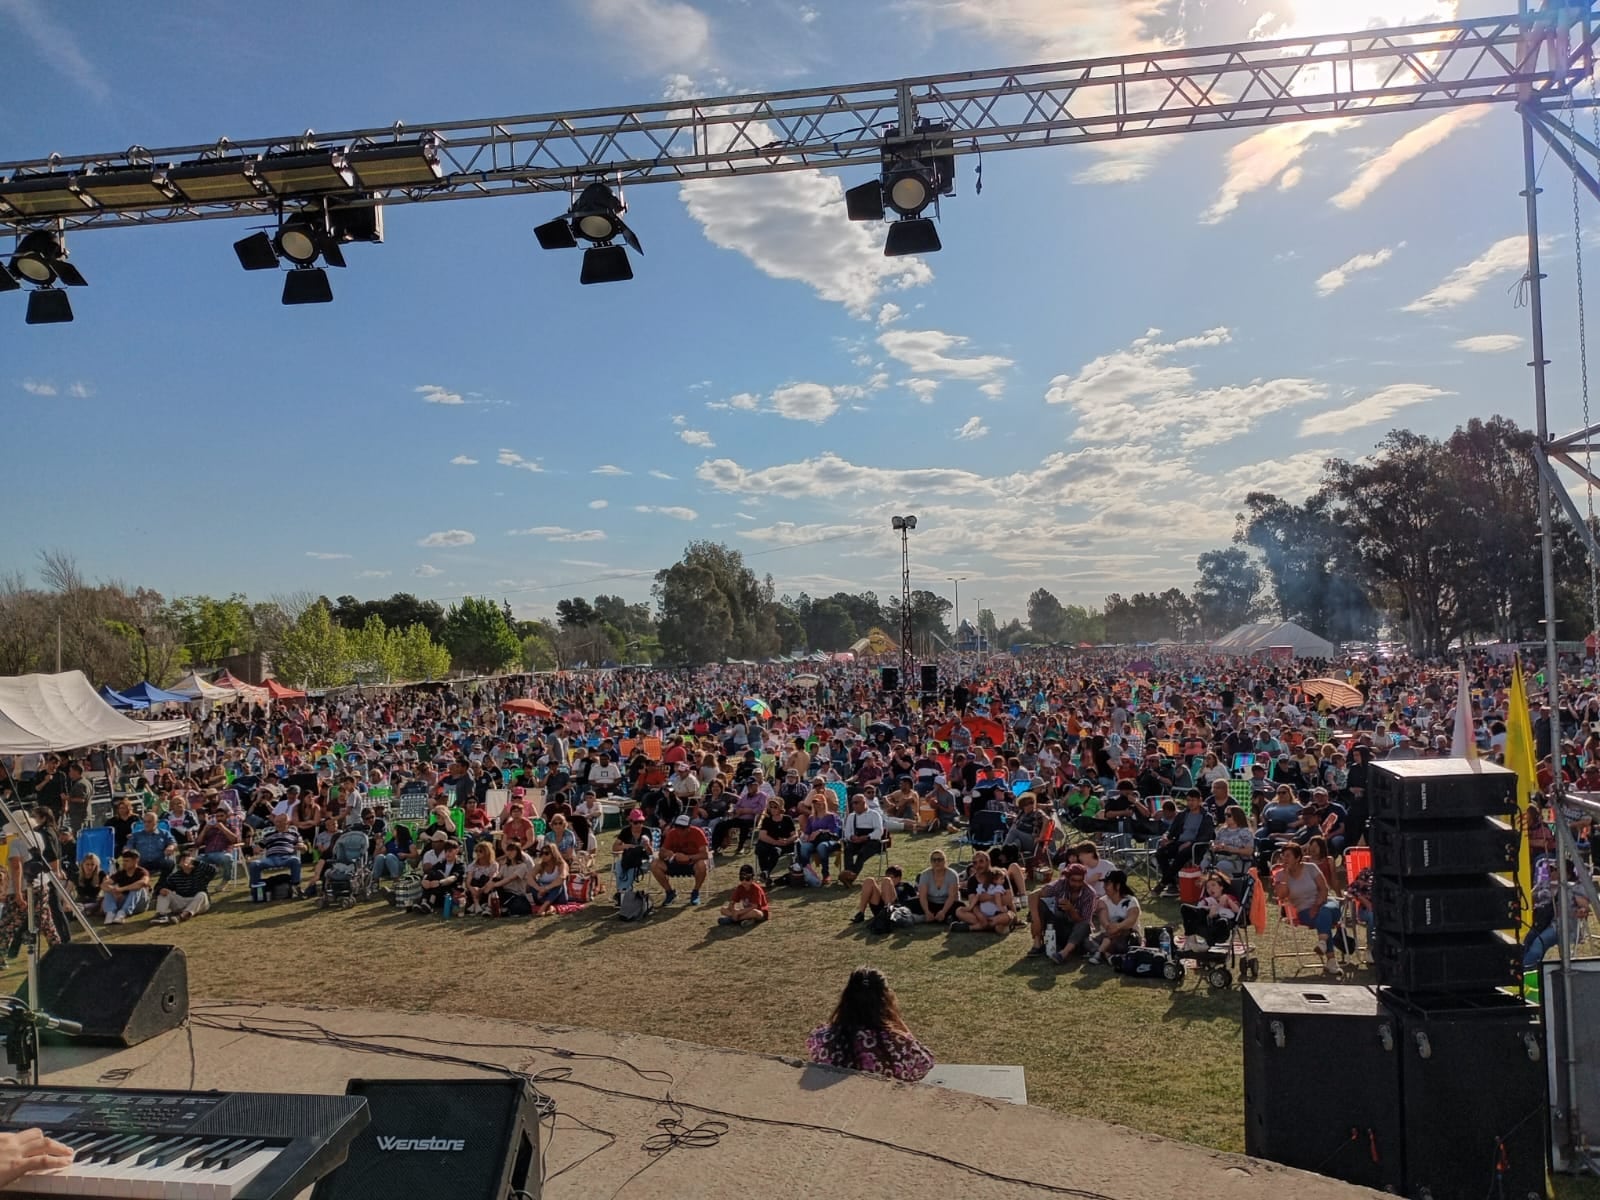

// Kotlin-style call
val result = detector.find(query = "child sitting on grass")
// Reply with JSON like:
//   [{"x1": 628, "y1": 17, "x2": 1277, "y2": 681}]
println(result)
[{"x1": 719, "y1": 863, "x2": 769, "y2": 927}]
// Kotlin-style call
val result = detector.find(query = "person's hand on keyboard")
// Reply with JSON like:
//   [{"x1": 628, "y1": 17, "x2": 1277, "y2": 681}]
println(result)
[{"x1": 0, "y1": 1128, "x2": 73, "y2": 1185}]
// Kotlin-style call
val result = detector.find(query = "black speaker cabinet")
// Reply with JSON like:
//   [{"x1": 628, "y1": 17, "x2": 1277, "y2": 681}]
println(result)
[
  {"x1": 880, "y1": 666, "x2": 899, "y2": 692},
  {"x1": 1243, "y1": 983, "x2": 1402, "y2": 1192},
  {"x1": 18, "y1": 943, "x2": 188, "y2": 1046},
  {"x1": 1372, "y1": 929, "x2": 1522, "y2": 993},
  {"x1": 1384, "y1": 991, "x2": 1548, "y2": 1200},
  {"x1": 1370, "y1": 818, "x2": 1518, "y2": 876},
  {"x1": 1372, "y1": 872, "x2": 1519, "y2": 935},
  {"x1": 311, "y1": 1078, "x2": 541, "y2": 1200},
  {"x1": 920, "y1": 664, "x2": 938, "y2": 693},
  {"x1": 1369, "y1": 759, "x2": 1518, "y2": 822}
]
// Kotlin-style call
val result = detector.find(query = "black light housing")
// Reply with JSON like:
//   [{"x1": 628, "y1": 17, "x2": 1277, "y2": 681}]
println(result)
[
  {"x1": 232, "y1": 199, "x2": 376, "y2": 304},
  {"x1": 255, "y1": 150, "x2": 355, "y2": 196},
  {"x1": 843, "y1": 120, "x2": 956, "y2": 256},
  {"x1": 167, "y1": 157, "x2": 265, "y2": 202},
  {"x1": 233, "y1": 231, "x2": 279, "y2": 271},
  {"x1": 535, "y1": 180, "x2": 642, "y2": 284},
  {"x1": 0, "y1": 266, "x2": 18, "y2": 293},
  {"x1": 346, "y1": 139, "x2": 444, "y2": 189},
  {"x1": 76, "y1": 167, "x2": 177, "y2": 209},
  {"x1": 282, "y1": 268, "x2": 333, "y2": 305},
  {"x1": 25, "y1": 289, "x2": 73, "y2": 324},
  {"x1": 11, "y1": 231, "x2": 86, "y2": 287}
]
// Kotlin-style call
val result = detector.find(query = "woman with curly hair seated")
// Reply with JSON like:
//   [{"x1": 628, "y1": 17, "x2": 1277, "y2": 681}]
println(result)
[{"x1": 805, "y1": 967, "x2": 934, "y2": 1081}]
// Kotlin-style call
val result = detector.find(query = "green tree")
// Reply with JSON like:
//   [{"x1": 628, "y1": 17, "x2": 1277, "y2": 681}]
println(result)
[
  {"x1": 1237, "y1": 492, "x2": 1378, "y2": 643},
  {"x1": 165, "y1": 593, "x2": 254, "y2": 663},
  {"x1": 442, "y1": 596, "x2": 521, "y2": 673},
  {"x1": 1192, "y1": 548, "x2": 1265, "y2": 636},
  {"x1": 807, "y1": 599, "x2": 856, "y2": 650},
  {"x1": 394, "y1": 622, "x2": 451, "y2": 680},
  {"x1": 331, "y1": 593, "x2": 447, "y2": 640},
  {"x1": 655, "y1": 563, "x2": 735, "y2": 663},
  {"x1": 274, "y1": 601, "x2": 351, "y2": 688},
  {"x1": 1026, "y1": 588, "x2": 1067, "y2": 640},
  {"x1": 555, "y1": 597, "x2": 597, "y2": 629},
  {"x1": 345, "y1": 614, "x2": 401, "y2": 682},
  {"x1": 521, "y1": 629, "x2": 558, "y2": 671},
  {"x1": 1058, "y1": 604, "x2": 1105, "y2": 645}
]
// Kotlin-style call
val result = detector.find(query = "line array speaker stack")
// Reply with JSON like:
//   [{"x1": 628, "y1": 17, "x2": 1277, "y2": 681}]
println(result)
[
  {"x1": 1246, "y1": 759, "x2": 1548, "y2": 1199},
  {"x1": 920, "y1": 663, "x2": 938, "y2": 696},
  {"x1": 880, "y1": 666, "x2": 899, "y2": 692}
]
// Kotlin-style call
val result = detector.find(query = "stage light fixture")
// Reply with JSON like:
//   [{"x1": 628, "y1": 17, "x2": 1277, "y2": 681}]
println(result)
[
  {"x1": 843, "y1": 120, "x2": 955, "y2": 257},
  {"x1": 534, "y1": 180, "x2": 643, "y2": 284},
  {"x1": 275, "y1": 216, "x2": 321, "y2": 265},
  {"x1": 0, "y1": 172, "x2": 92, "y2": 216},
  {"x1": 25, "y1": 288, "x2": 73, "y2": 324},
  {"x1": 167, "y1": 157, "x2": 266, "y2": 202},
  {"x1": 76, "y1": 167, "x2": 177, "y2": 209},
  {"x1": 282, "y1": 268, "x2": 333, "y2": 305},
  {"x1": 232, "y1": 199, "x2": 380, "y2": 305},
  {"x1": 255, "y1": 150, "x2": 354, "y2": 196},
  {"x1": 346, "y1": 139, "x2": 444, "y2": 188},
  {"x1": 11, "y1": 230, "x2": 86, "y2": 287}
]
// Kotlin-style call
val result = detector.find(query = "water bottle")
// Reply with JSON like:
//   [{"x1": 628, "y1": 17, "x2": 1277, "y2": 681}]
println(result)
[
  {"x1": 442, "y1": 895, "x2": 454, "y2": 919},
  {"x1": 1043, "y1": 926, "x2": 1058, "y2": 958},
  {"x1": 1160, "y1": 928, "x2": 1172, "y2": 955},
  {"x1": 251, "y1": 882, "x2": 266, "y2": 904}
]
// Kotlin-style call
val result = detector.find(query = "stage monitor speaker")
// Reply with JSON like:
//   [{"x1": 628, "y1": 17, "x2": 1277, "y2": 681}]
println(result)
[
  {"x1": 1371, "y1": 872, "x2": 1519, "y2": 935},
  {"x1": 1242, "y1": 983, "x2": 1401, "y2": 1192},
  {"x1": 1369, "y1": 818, "x2": 1518, "y2": 877},
  {"x1": 880, "y1": 666, "x2": 899, "y2": 692},
  {"x1": 311, "y1": 1078, "x2": 542, "y2": 1200},
  {"x1": 1383, "y1": 991, "x2": 1547, "y2": 1200},
  {"x1": 18, "y1": 943, "x2": 188, "y2": 1047},
  {"x1": 920, "y1": 664, "x2": 938, "y2": 694},
  {"x1": 1369, "y1": 759, "x2": 1517, "y2": 822}
]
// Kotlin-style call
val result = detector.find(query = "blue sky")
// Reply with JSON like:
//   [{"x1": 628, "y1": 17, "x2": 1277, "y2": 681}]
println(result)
[{"x1": 1, "y1": 0, "x2": 1587, "y2": 626}]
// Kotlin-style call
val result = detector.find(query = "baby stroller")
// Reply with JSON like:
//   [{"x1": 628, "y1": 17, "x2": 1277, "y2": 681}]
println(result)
[
  {"x1": 1170, "y1": 870, "x2": 1260, "y2": 989},
  {"x1": 318, "y1": 829, "x2": 375, "y2": 910}
]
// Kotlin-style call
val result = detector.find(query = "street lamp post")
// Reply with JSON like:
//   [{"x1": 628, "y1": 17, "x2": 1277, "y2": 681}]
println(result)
[
  {"x1": 891, "y1": 515, "x2": 917, "y2": 686},
  {"x1": 946, "y1": 575, "x2": 968, "y2": 677}
]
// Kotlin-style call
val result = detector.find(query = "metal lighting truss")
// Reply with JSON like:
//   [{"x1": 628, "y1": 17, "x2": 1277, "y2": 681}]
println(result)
[
  {"x1": 1, "y1": 7, "x2": 1598, "y2": 1157},
  {"x1": 0, "y1": 12, "x2": 1595, "y2": 232}
]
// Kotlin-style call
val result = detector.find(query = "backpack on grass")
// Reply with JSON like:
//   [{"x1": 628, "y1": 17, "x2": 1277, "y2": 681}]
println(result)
[{"x1": 617, "y1": 888, "x2": 654, "y2": 922}]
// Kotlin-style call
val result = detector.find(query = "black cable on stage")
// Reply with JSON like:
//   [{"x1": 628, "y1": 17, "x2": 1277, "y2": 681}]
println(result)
[{"x1": 185, "y1": 1006, "x2": 1124, "y2": 1200}]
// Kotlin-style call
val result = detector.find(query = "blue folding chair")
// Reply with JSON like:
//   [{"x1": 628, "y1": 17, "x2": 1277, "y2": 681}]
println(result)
[{"x1": 75, "y1": 825, "x2": 116, "y2": 867}]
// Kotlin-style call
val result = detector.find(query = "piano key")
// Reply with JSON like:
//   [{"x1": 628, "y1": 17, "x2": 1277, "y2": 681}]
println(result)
[
  {"x1": 0, "y1": 1137, "x2": 281, "y2": 1199},
  {"x1": 185, "y1": 1138, "x2": 244, "y2": 1170},
  {"x1": 210, "y1": 1140, "x2": 264, "y2": 1170}
]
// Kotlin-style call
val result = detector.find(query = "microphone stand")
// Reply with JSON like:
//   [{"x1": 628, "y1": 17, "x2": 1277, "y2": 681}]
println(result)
[{"x1": 0, "y1": 789, "x2": 108, "y2": 1087}]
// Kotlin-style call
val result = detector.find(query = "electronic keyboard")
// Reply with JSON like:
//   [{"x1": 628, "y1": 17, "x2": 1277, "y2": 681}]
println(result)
[{"x1": 0, "y1": 1085, "x2": 368, "y2": 1199}]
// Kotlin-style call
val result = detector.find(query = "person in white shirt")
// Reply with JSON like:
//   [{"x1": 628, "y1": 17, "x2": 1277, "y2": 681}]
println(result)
[
  {"x1": 669, "y1": 761, "x2": 702, "y2": 802},
  {"x1": 840, "y1": 794, "x2": 885, "y2": 882}
]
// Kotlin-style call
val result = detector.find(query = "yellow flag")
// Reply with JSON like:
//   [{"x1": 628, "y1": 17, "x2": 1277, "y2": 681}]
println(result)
[{"x1": 1503, "y1": 659, "x2": 1539, "y2": 938}]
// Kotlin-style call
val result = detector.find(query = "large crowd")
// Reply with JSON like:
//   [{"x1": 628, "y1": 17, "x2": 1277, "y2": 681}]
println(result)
[{"x1": 0, "y1": 650, "x2": 1593, "y2": 1028}]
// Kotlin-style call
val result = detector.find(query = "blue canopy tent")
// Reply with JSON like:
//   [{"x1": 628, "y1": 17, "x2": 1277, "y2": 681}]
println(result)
[
  {"x1": 99, "y1": 685, "x2": 145, "y2": 710},
  {"x1": 121, "y1": 681, "x2": 193, "y2": 706}
]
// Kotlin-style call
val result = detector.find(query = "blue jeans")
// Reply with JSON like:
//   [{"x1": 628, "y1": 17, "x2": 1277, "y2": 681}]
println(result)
[
  {"x1": 102, "y1": 889, "x2": 147, "y2": 919},
  {"x1": 370, "y1": 854, "x2": 403, "y2": 881},
  {"x1": 798, "y1": 838, "x2": 835, "y2": 873},
  {"x1": 1296, "y1": 900, "x2": 1341, "y2": 939},
  {"x1": 1523, "y1": 921, "x2": 1562, "y2": 968},
  {"x1": 248, "y1": 856, "x2": 303, "y2": 887},
  {"x1": 199, "y1": 851, "x2": 236, "y2": 883}
]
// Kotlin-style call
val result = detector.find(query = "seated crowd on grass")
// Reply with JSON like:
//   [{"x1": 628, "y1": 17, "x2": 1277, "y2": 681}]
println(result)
[{"x1": 0, "y1": 650, "x2": 1590, "y2": 983}]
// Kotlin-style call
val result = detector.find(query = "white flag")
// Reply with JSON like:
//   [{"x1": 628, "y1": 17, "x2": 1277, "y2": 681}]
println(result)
[{"x1": 1451, "y1": 660, "x2": 1476, "y2": 759}]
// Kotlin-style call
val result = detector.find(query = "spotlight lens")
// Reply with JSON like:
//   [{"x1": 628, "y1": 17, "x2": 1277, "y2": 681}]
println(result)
[
  {"x1": 576, "y1": 213, "x2": 617, "y2": 241},
  {"x1": 888, "y1": 175, "x2": 930, "y2": 214},
  {"x1": 278, "y1": 228, "x2": 317, "y2": 263},
  {"x1": 13, "y1": 257, "x2": 52, "y2": 284}
]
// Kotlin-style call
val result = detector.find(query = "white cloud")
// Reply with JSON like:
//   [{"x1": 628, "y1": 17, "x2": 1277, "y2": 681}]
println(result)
[
  {"x1": 1404, "y1": 236, "x2": 1529, "y2": 313},
  {"x1": 955, "y1": 416, "x2": 989, "y2": 440},
  {"x1": 770, "y1": 382, "x2": 838, "y2": 423},
  {"x1": 449, "y1": 455, "x2": 478, "y2": 466},
  {"x1": 877, "y1": 303, "x2": 903, "y2": 327},
  {"x1": 649, "y1": 469, "x2": 676, "y2": 479},
  {"x1": 413, "y1": 564, "x2": 443, "y2": 578},
  {"x1": 509, "y1": 525, "x2": 608, "y2": 542},
  {"x1": 1203, "y1": 121, "x2": 1355, "y2": 224},
  {"x1": 727, "y1": 392, "x2": 761, "y2": 411},
  {"x1": 416, "y1": 384, "x2": 464, "y2": 406},
  {"x1": 1455, "y1": 334, "x2": 1524, "y2": 354},
  {"x1": 735, "y1": 512, "x2": 756, "y2": 520},
  {"x1": 676, "y1": 100, "x2": 933, "y2": 315},
  {"x1": 1045, "y1": 328, "x2": 1323, "y2": 448},
  {"x1": 592, "y1": 464, "x2": 631, "y2": 476},
  {"x1": 1332, "y1": 109, "x2": 1487, "y2": 210},
  {"x1": 0, "y1": 0, "x2": 107, "y2": 101},
  {"x1": 552, "y1": 530, "x2": 607, "y2": 542},
  {"x1": 356, "y1": 569, "x2": 393, "y2": 579},
  {"x1": 497, "y1": 448, "x2": 545, "y2": 473},
  {"x1": 671, "y1": 414, "x2": 687, "y2": 426},
  {"x1": 20, "y1": 379, "x2": 56, "y2": 396},
  {"x1": 67, "y1": 381, "x2": 92, "y2": 398},
  {"x1": 507, "y1": 526, "x2": 570, "y2": 537},
  {"x1": 589, "y1": 499, "x2": 610, "y2": 509},
  {"x1": 1298, "y1": 384, "x2": 1450, "y2": 436},
  {"x1": 635, "y1": 505, "x2": 699, "y2": 520},
  {"x1": 741, "y1": 520, "x2": 871, "y2": 546},
  {"x1": 1218, "y1": 450, "x2": 1341, "y2": 504},
  {"x1": 679, "y1": 429, "x2": 715, "y2": 447},
  {"x1": 979, "y1": 380, "x2": 1006, "y2": 401},
  {"x1": 878, "y1": 329, "x2": 1013, "y2": 379},
  {"x1": 584, "y1": 0, "x2": 710, "y2": 70},
  {"x1": 417, "y1": 530, "x2": 476, "y2": 548},
  {"x1": 305, "y1": 551, "x2": 351, "y2": 560},
  {"x1": 903, "y1": 378, "x2": 940, "y2": 404},
  {"x1": 698, "y1": 452, "x2": 995, "y2": 499},
  {"x1": 1316, "y1": 245, "x2": 1399, "y2": 296}
]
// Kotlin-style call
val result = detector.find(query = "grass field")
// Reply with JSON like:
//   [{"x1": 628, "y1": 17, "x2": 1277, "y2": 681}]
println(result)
[{"x1": 46, "y1": 827, "x2": 1600, "y2": 1196}]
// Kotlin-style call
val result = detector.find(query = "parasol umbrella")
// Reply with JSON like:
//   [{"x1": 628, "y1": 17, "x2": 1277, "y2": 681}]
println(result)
[
  {"x1": 934, "y1": 715, "x2": 1006, "y2": 745},
  {"x1": 790, "y1": 674, "x2": 821, "y2": 687},
  {"x1": 745, "y1": 697, "x2": 772, "y2": 718},
  {"x1": 1298, "y1": 678, "x2": 1363, "y2": 708},
  {"x1": 501, "y1": 698, "x2": 554, "y2": 718}
]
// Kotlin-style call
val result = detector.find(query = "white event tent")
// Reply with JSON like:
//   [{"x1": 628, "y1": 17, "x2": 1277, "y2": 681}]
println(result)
[
  {"x1": 1209, "y1": 620, "x2": 1338, "y2": 659},
  {"x1": 0, "y1": 671, "x2": 191, "y2": 754},
  {"x1": 166, "y1": 671, "x2": 238, "y2": 703}
]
